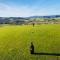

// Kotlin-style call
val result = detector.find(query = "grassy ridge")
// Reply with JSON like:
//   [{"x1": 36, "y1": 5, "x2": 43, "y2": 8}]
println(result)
[{"x1": 0, "y1": 25, "x2": 60, "y2": 60}]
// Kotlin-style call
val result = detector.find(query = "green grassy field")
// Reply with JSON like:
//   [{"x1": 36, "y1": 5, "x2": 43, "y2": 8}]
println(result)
[{"x1": 0, "y1": 24, "x2": 60, "y2": 60}]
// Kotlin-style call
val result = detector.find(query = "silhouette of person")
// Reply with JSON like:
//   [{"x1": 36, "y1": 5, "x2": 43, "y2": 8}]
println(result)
[
  {"x1": 32, "y1": 23, "x2": 35, "y2": 27},
  {"x1": 30, "y1": 42, "x2": 34, "y2": 54}
]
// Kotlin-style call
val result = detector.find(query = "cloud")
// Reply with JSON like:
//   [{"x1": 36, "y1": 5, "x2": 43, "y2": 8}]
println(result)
[
  {"x1": 0, "y1": 3, "x2": 46, "y2": 17},
  {"x1": 0, "y1": 3, "x2": 60, "y2": 17},
  {"x1": 0, "y1": 3, "x2": 34, "y2": 17}
]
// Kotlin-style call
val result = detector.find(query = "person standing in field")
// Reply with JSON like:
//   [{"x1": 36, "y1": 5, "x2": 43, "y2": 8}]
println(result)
[
  {"x1": 32, "y1": 23, "x2": 35, "y2": 27},
  {"x1": 30, "y1": 42, "x2": 34, "y2": 54}
]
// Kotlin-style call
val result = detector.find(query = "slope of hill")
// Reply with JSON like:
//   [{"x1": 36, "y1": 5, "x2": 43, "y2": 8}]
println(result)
[{"x1": 0, "y1": 15, "x2": 60, "y2": 24}]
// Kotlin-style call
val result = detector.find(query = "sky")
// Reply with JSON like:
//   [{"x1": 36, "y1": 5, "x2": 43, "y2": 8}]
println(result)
[{"x1": 0, "y1": 0, "x2": 60, "y2": 17}]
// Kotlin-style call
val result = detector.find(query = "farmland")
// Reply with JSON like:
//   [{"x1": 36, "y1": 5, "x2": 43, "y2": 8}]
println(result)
[{"x1": 0, "y1": 24, "x2": 60, "y2": 60}]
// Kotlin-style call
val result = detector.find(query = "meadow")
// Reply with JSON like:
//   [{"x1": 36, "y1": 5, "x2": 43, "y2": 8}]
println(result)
[{"x1": 0, "y1": 24, "x2": 60, "y2": 60}]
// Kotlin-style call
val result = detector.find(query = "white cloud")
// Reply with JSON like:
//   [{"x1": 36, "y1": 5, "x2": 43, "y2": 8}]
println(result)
[
  {"x1": 0, "y1": 3, "x2": 34, "y2": 17},
  {"x1": 0, "y1": 3, "x2": 60, "y2": 17}
]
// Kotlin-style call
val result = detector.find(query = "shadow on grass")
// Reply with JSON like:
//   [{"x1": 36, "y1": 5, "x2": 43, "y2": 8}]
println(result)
[
  {"x1": 31, "y1": 52, "x2": 60, "y2": 56},
  {"x1": 30, "y1": 42, "x2": 60, "y2": 56}
]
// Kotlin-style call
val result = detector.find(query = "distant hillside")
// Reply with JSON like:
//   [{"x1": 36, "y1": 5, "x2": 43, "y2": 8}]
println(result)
[
  {"x1": 28, "y1": 15, "x2": 60, "y2": 18},
  {"x1": 0, "y1": 15, "x2": 60, "y2": 24}
]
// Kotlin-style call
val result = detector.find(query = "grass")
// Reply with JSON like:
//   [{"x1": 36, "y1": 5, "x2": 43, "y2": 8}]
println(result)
[{"x1": 0, "y1": 24, "x2": 60, "y2": 60}]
